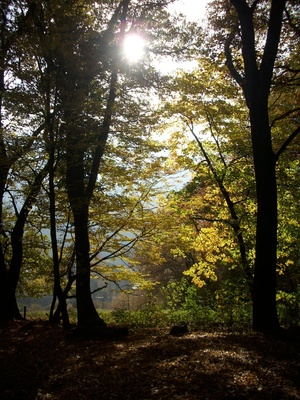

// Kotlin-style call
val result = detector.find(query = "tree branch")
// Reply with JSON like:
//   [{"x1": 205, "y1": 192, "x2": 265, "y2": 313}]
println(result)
[
  {"x1": 260, "y1": 0, "x2": 286, "y2": 92},
  {"x1": 270, "y1": 107, "x2": 300, "y2": 128},
  {"x1": 90, "y1": 282, "x2": 108, "y2": 296},
  {"x1": 86, "y1": 0, "x2": 130, "y2": 200},
  {"x1": 224, "y1": 28, "x2": 245, "y2": 88},
  {"x1": 284, "y1": 4, "x2": 300, "y2": 37},
  {"x1": 275, "y1": 125, "x2": 300, "y2": 162}
]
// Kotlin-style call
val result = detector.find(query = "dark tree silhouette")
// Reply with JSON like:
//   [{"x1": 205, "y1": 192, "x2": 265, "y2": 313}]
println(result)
[{"x1": 225, "y1": 0, "x2": 299, "y2": 332}]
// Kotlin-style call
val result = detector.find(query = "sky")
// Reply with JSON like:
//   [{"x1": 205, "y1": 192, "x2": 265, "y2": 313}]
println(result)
[
  {"x1": 123, "y1": 1, "x2": 210, "y2": 68},
  {"x1": 154, "y1": 0, "x2": 210, "y2": 73},
  {"x1": 168, "y1": 0, "x2": 210, "y2": 22}
]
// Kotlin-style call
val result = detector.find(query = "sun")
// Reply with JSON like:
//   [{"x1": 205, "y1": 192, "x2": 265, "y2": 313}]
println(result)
[{"x1": 123, "y1": 34, "x2": 145, "y2": 62}]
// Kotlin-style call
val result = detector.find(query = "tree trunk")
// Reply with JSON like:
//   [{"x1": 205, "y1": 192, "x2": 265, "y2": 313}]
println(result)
[
  {"x1": 227, "y1": 0, "x2": 285, "y2": 332},
  {"x1": 48, "y1": 131, "x2": 70, "y2": 329},
  {"x1": 250, "y1": 104, "x2": 279, "y2": 332},
  {"x1": 73, "y1": 206, "x2": 105, "y2": 327},
  {"x1": 65, "y1": 121, "x2": 106, "y2": 328},
  {"x1": 63, "y1": 0, "x2": 129, "y2": 328},
  {"x1": 0, "y1": 65, "x2": 12, "y2": 322},
  {"x1": 8, "y1": 162, "x2": 50, "y2": 321},
  {"x1": 0, "y1": 209, "x2": 12, "y2": 322}
]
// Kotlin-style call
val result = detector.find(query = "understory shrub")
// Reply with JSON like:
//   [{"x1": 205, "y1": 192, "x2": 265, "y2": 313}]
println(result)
[{"x1": 277, "y1": 288, "x2": 300, "y2": 327}]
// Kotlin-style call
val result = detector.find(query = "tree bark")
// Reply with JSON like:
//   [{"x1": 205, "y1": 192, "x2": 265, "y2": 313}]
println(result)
[
  {"x1": 228, "y1": 0, "x2": 286, "y2": 332},
  {"x1": 250, "y1": 101, "x2": 279, "y2": 332},
  {"x1": 65, "y1": 129, "x2": 105, "y2": 327},
  {"x1": 74, "y1": 206, "x2": 106, "y2": 327}
]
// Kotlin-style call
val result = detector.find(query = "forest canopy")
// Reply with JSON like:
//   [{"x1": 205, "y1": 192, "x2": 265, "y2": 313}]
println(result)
[{"x1": 0, "y1": 0, "x2": 299, "y2": 333}]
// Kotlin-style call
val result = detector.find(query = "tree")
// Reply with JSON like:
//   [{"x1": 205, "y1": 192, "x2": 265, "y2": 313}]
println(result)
[
  {"x1": 0, "y1": 0, "x2": 49, "y2": 321},
  {"x1": 148, "y1": 0, "x2": 299, "y2": 331},
  {"x1": 55, "y1": 0, "x2": 168, "y2": 327},
  {"x1": 223, "y1": 0, "x2": 300, "y2": 332},
  {"x1": 155, "y1": 49, "x2": 255, "y2": 296},
  {"x1": 166, "y1": 59, "x2": 255, "y2": 289},
  {"x1": 20, "y1": 0, "x2": 177, "y2": 327},
  {"x1": 189, "y1": 0, "x2": 299, "y2": 332}
]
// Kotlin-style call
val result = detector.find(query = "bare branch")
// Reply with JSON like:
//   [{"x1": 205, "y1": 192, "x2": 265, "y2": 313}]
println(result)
[
  {"x1": 86, "y1": 0, "x2": 130, "y2": 200},
  {"x1": 260, "y1": 0, "x2": 286, "y2": 88},
  {"x1": 90, "y1": 282, "x2": 108, "y2": 296}
]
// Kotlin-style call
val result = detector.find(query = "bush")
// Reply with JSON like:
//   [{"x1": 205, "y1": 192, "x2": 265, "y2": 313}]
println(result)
[
  {"x1": 161, "y1": 277, "x2": 253, "y2": 331},
  {"x1": 108, "y1": 306, "x2": 171, "y2": 329},
  {"x1": 277, "y1": 288, "x2": 300, "y2": 327}
]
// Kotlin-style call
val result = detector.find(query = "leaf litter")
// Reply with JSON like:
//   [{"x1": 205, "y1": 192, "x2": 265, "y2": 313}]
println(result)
[{"x1": 0, "y1": 321, "x2": 299, "y2": 399}]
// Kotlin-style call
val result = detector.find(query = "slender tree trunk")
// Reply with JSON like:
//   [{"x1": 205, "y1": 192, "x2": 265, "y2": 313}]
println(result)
[
  {"x1": 191, "y1": 129, "x2": 253, "y2": 290},
  {"x1": 8, "y1": 162, "x2": 50, "y2": 320},
  {"x1": 0, "y1": 179, "x2": 12, "y2": 322},
  {"x1": 48, "y1": 150, "x2": 70, "y2": 329},
  {"x1": 0, "y1": 62, "x2": 11, "y2": 322}
]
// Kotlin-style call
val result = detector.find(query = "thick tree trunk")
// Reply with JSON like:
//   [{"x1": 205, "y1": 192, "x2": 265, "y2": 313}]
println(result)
[
  {"x1": 63, "y1": 0, "x2": 130, "y2": 328},
  {"x1": 0, "y1": 244, "x2": 23, "y2": 321},
  {"x1": 0, "y1": 269, "x2": 12, "y2": 322},
  {"x1": 66, "y1": 130, "x2": 106, "y2": 327},
  {"x1": 250, "y1": 104, "x2": 279, "y2": 332},
  {"x1": 73, "y1": 207, "x2": 105, "y2": 327},
  {"x1": 0, "y1": 181, "x2": 18, "y2": 322},
  {"x1": 227, "y1": 0, "x2": 285, "y2": 333}
]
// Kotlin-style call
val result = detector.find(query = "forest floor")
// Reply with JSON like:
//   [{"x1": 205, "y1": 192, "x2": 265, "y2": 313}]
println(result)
[{"x1": 0, "y1": 320, "x2": 300, "y2": 400}]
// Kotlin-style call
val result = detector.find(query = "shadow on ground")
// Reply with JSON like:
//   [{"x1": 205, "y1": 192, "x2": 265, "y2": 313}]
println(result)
[{"x1": 0, "y1": 321, "x2": 299, "y2": 399}]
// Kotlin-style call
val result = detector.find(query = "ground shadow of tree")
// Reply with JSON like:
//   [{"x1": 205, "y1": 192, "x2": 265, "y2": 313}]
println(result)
[{"x1": 0, "y1": 322, "x2": 299, "y2": 399}]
